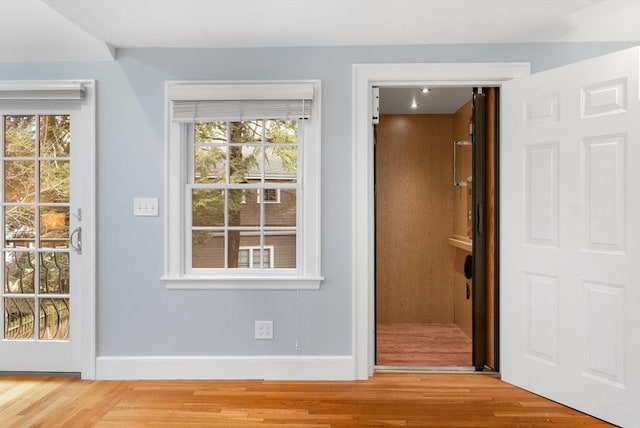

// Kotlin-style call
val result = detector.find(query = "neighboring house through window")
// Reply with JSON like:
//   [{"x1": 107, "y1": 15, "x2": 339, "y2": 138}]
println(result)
[{"x1": 163, "y1": 81, "x2": 323, "y2": 289}]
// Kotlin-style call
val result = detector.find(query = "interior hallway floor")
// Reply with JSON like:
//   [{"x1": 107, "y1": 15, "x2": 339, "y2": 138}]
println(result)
[{"x1": 376, "y1": 323, "x2": 472, "y2": 367}]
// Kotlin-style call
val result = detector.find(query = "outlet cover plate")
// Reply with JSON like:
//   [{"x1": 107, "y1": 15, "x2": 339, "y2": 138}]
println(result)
[
  {"x1": 133, "y1": 197, "x2": 159, "y2": 216},
  {"x1": 254, "y1": 320, "x2": 273, "y2": 339}
]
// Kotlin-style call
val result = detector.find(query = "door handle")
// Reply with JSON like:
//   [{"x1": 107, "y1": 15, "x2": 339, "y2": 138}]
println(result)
[
  {"x1": 476, "y1": 204, "x2": 484, "y2": 235},
  {"x1": 70, "y1": 226, "x2": 82, "y2": 255}
]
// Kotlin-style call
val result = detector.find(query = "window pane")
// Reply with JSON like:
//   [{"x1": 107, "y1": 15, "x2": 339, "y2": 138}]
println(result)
[
  {"x1": 192, "y1": 231, "x2": 224, "y2": 268},
  {"x1": 228, "y1": 189, "x2": 259, "y2": 227},
  {"x1": 5, "y1": 206, "x2": 35, "y2": 247},
  {"x1": 261, "y1": 248, "x2": 272, "y2": 269},
  {"x1": 195, "y1": 122, "x2": 226, "y2": 144},
  {"x1": 40, "y1": 298, "x2": 70, "y2": 340},
  {"x1": 40, "y1": 252, "x2": 69, "y2": 294},
  {"x1": 4, "y1": 251, "x2": 35, "y2": 293},
  {"x1": 4, "y1": 298, "x2": 35, "y2": 339},
  {"x1": 4, "y1": 115, "x2": 35, "y2": 157},
  {"x1": 265, "y1": 189, "x2": 296, "y2": 227},
  {"x1": 39, "y1": 115, "x2": 70, "y2": 158},
  {"x1": 229, "y1": 121, "x2": 262, "y2": 144},
  {"x1": 40, "y1": 160, "x2": 70, "y2": 203},
  {"x1": 40, "y1": 207, "x2": 69, "y2": 248},
  {"x1": 237, "y1": 248, "x2": 250, "y2": 268},
  {"x1": 4, "y1": 161, "x2": 35, "y2": 203},
  {"x1": 265, "y1": 147, "x2": 296, "y2": 183},
  {"x1": 192, "y1": 189, "x2": 224, "y2": 227},
  {"x1": 194, "y1": 145, "x2": 226, "y2": 184},
  {"x1": 265, "y1": 233, "x2": 296, "y2": 268},
  {"x1": 265, "y1": 120, "x2": 298, "y2": 144},
  {"x1": 230, "y1": 145, "x2": 261, "y2": 183},
  {"x1": 228, "y1": 230, "x2": 259, "y2": 269}
]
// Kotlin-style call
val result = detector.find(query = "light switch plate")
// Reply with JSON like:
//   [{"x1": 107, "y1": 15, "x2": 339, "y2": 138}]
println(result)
[{"x1": 133, "y1": 197, "x2": 159, "y2": 216}]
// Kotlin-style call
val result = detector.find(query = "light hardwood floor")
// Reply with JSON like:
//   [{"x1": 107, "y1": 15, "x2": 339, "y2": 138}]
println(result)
[
  {"x1": 377, "y1": 323, "x2": 472, "y2": 367},
  {"x1": 0, "y1": 373, "x2": 612, "y2": 427}
]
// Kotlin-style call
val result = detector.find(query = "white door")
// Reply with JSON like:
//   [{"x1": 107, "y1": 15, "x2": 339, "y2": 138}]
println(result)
[
  {"x1": 0, "y1": 82, "x2": 95, "y2": 375},
  {"x1": 501, "y1": 47, "x2": 639, "y2": 427}
]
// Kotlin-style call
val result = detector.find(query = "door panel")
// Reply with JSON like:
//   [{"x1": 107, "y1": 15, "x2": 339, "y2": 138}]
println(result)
[
  {"x1": 471, "y1": 89, "x2": 486, "y2": 370},
  {"x1": 501, "y1": 47, "x2": 640, "y2": 427},
  {"x1": 0, "y1": 105, "x2": 87, "y2": 373}
]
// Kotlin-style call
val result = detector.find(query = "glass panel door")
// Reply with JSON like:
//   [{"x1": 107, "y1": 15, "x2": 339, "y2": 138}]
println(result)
[{"x1": 1, "y1": 113, "x2": 79, "y2": 372}]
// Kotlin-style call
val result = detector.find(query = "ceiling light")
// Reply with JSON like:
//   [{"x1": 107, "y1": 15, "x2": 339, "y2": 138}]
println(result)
[
  {"x1": 421, "y1": 88, "x2": 430, "y2": 94},
  {"x1": 410, "y1": 100, "x2": 418, "y2": 108}
]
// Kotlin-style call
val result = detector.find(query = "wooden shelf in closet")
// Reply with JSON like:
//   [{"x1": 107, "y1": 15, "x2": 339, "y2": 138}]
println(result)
[{"x1": 448, "y1": 235, "x2": 472, "y2": 252}]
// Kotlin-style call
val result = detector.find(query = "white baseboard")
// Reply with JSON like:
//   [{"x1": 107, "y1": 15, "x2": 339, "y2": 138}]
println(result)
[{"x1": 96, "y1": 355, "x2": 355, "y2": 380}]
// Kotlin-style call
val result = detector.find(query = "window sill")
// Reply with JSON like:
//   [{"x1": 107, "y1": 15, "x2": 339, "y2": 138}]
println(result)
[{"x1": 161, "y1": 275, "x2": 324, "y2": 290}]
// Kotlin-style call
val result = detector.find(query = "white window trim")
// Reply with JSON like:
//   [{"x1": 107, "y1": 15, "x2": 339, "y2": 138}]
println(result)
[{"x1": 162, "y1": 80, "x2": 323, "y2": 290}]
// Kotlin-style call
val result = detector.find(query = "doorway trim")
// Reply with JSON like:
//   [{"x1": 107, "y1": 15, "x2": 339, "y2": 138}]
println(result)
[{"x1": 352, "y1": 63, "x2": 530, "y2": 379}]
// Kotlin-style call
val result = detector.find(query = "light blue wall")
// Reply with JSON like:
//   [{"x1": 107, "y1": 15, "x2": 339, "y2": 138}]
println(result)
[{"x1": 0, "y1": 42, "x2": 635, "y2": 357}]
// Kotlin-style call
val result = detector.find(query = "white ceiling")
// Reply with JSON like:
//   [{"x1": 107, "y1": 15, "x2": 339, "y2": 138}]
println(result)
[
  {"x1": 380, "y1": 87, "x2": 473, "y2": 115},
  {"x1": 0, "y1": 0, "x2": 639, "y2": 62}
]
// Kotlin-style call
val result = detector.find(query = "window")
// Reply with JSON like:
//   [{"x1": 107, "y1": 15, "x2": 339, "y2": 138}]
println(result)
[
  {"x1": 163, "y1": 81, "x2": 322, "y2": 289},
  {"x1": 258, "y1": 189, "x2": 280, "y2": 204},
  {"x1": 238, "y1": 245, "x2": 274, "y2": 269}
]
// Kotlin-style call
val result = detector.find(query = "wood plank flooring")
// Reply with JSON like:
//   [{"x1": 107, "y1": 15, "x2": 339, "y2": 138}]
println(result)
[
  {"x1": 0, "y1": 373, "x2": 612, "y2": 427},
  {"x1": 377, "y1": 323, "x2": 472, "y2": 367}
]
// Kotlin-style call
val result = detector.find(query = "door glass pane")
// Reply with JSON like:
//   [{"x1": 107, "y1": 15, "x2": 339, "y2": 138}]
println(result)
[
  {"x1": 39, "y1": 115, "x2": 70, "y2": 158},
  {"x1": 40, "y1": 207, "x2": 69, "y2": 248},
  {"x1": 5, "y1": 206, "x2": 35, "y2": 247},
  {"x1": 4, "y1": 298, "x2": 35, "y2": 339},
  {"x1": 40, "y1": 252, "x2": 69, "y2": 294},
  {"x1": 4, "y1": 251, "x2": 35, "y2": 294},
  {"x1": 40, "y1": 160, "x2": 70, "y2": 203},
  {"x1": 4, "y1": 161, "x2": 35, "y2": 203},
  {"x1": 39, "y1": 298, "x2": 70, "y2": 340},
  {"x1": 4, "y1": 115, "x2": 35, "y2": 157}
]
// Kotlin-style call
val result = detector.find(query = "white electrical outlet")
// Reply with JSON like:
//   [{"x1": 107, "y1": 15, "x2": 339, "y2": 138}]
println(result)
[{"x1": 254, "y1": 320, "x2": 273, "y2": 339}]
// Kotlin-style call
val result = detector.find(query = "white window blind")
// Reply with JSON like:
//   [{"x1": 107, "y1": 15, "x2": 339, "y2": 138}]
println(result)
[
  {"x1": 169, "y1": 82, "x2": 314, "y2": 122},
  {"x1": 0, "y1": 81, "x2": 85, "y2": 100}
]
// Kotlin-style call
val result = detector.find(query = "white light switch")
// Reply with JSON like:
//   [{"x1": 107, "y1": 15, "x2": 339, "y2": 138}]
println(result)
[{"x1": 133, "y1": 197, "x2": 159, "y2": 216}]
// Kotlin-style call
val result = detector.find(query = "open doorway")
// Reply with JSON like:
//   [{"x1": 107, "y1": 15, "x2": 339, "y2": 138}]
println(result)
[{"x1": 374, "y1": 86, "x2": 498, "y2": 370}]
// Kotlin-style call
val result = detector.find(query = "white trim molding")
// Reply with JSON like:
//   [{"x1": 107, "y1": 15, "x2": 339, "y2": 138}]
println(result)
[
  {"x1": 96, "y1": 355, "x2": 354, "y2": 380},
  {"x1": 351, "y1": 62, "x2": 530, "y2": 380}
]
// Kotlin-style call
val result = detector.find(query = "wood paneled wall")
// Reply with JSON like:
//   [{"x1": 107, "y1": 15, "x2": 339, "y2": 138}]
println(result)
[
  {"x1": 451, "y1": 101, "x2": 473, "y2": 338},
  {"x1": 376, "y1": 115, "x2": 454, "y2": 324}
]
